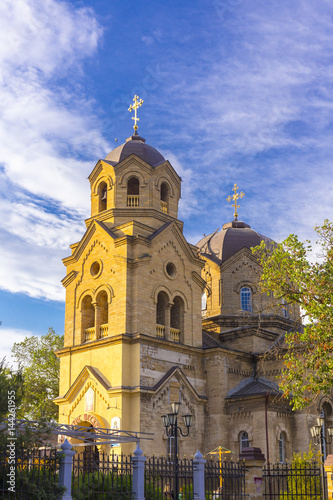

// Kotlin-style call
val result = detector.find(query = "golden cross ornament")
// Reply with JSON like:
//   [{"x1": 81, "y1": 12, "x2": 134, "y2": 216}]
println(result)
[
  {"x1": 226, "y1": 184, "x2": 245, "y2": 220},
  {"x1": 128, "y1": 95, "x2": 144, "y2": 131}
]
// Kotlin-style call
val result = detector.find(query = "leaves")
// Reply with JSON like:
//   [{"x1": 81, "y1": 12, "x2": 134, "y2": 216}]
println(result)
[
  {"x1": 11, "y1": 328, "x2": 63, "y2": 421},
  {"x1": 253, "y1": 220, "x2": 333, "y2": 409}
]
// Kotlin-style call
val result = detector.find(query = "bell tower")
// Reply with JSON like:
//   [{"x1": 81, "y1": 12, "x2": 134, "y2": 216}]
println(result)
[{"x1": 55, "y1": 97, "x2": 205, "y2": 453}]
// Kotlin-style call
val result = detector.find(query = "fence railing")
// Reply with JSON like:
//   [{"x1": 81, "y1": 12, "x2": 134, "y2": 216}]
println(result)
[
  {"x1": 262, "y1": 462, "x2": 324, "y2": 499},
  {"x1": 145, "y1": 456, "x2": 194, "y2": 500},
  {"x1": 0, "y1": 446, "x2": 63, "y2": 499},
  {"x1": 72, "y1": 450, "x2": 133, "y2": 499},
  {"x1": 205, "y1": 459, "x2": 246, "y2": 499}
]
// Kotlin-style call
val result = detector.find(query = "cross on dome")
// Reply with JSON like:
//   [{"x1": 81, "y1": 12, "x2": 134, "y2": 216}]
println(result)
[
  {"x1": 128, "y1": 95, "x2": 144, "y2": 131},
  {"x1": 226, "y1": 184, "x2": 245, "y2": 221}
]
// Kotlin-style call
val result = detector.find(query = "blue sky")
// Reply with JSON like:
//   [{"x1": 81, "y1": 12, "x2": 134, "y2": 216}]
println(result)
[{"x1": 1, "y1": 0, "x2": 333, "y2": 362}]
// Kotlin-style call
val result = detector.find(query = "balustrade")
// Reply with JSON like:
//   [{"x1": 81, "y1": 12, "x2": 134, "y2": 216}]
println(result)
[{"x1": 127, "y1": 195, "x2": 139, "y2": 207}]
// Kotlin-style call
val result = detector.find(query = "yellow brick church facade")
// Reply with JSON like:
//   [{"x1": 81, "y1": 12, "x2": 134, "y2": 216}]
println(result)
[{"x1": 55, "y1": 123, "x2": 332, "y2": 460}]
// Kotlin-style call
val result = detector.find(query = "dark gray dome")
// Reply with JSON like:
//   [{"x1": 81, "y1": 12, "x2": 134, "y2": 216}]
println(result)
[
  {"x1": 105, "y1": 132, "x2": 165, "y2": 167},
  {"x1": 196, "y1": 220, "x2": 273, "y2": 265}
]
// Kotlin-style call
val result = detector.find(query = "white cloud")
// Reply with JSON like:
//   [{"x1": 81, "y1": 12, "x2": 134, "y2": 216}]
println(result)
[
  {"x1": 0, "y1": 328, "x2": 32, "y2": 369},
  {"x1": 0, "y1": 0, "x2": 107, "y2": 300}
]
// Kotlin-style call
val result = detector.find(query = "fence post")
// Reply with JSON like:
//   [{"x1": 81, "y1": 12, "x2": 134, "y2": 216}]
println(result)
[
  {"x1": 193, "y1": 450, "x2": 206, "y2": 500},
  {"x1": 58, "y1": 438, "x2": 76, "y2": 500},
  {"x1": 132, "y1": 443, "x2": 146, "y2": 500}
]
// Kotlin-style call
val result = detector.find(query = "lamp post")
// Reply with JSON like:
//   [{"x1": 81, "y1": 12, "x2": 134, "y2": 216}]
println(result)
[
  {"x1": 161, "y1": 402, "x2": 193, "y2": 500},
  {"x1": 310, "y1": 415, "x2": 333, "y2": 497}
]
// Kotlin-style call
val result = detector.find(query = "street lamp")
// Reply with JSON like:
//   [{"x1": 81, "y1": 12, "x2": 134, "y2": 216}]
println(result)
[
  {"x1": 310, "y1": 414, "x2": 333, "y2": 495},
  {"x1": 161, "y1": 402, "x2": 193, "y2": 500}
]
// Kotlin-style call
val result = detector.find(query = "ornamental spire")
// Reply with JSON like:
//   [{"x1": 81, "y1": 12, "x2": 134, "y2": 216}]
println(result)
[
  {"x1": 226, "y1": 184, "x2": 245, "y2": 221},
  {"x1": 128, "y1": 95, "x2": 144, "y2": 132}
]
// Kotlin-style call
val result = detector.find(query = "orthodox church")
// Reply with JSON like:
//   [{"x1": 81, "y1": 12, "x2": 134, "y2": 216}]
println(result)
[{"x1": 55, "y1": 97, "x2": 329, "y2": 460}]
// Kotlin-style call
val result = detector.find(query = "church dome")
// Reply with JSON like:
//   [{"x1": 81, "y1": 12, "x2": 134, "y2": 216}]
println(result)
[
  {"x1": 196, "y1": 220, "x2": 273, "y2": 265},
  {"x1": 105, "y1": 132, "x2": 165, "y2": 167}
]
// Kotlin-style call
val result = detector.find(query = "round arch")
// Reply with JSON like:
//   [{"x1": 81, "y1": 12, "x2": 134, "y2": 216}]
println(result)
[
  {"x1": 95, "y1": 284, "x2": 114, "y2": 304},
  {"x1": 151, "y1": 284, "x2": 172, "y2": 304},
  {"x1": 170, "y1": 290, "x2": 189, "y2": 310},
  {"x1": 77, "y1": 289, "x2": 96, "y2": 310},
  {"x1": 119, "y1": 170, "x2": 147, "y2": 189},
  {"x1": 92, "y1": 175, "x2": 114, "y2": 195},
  {"x1": 156, "y1": 177, "x2": 175, "y2": 197}
]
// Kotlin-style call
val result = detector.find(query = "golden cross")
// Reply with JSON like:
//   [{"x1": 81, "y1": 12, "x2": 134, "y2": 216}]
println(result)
[
  {"x1": 226, "y1": 183, "x2": 245, "y2": 220},
  {"x1": 128, "y1": 95, "x2": 144, "y2": 131}
]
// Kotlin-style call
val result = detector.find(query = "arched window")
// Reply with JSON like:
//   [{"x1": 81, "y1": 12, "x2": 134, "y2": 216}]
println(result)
[
  {"x1": 160, "y1": 182, "x2": 169, "y2": 213},
  {"x1": 127, "y1": 176, "x2": 139, "y2": 207},
  {"x1": 170, "y1": 296, "x2": 184, "y2": 343},
  {"x1": 239, "y1": 431, "x2": 249, "y2": 452},
  {"x1": 279, "y1": 432, "x2": 286, "y2": 463},
  {"x1": 82, "y1": 295, "x2": 95, "y2": 342},
  {"x1": 240, "y1": 287, "x2": 252, "y2": 312},
  {"x1": 98, "y1": 181, "x2": 107, "y2": 213},
  {"x1": 97, "y1": 291, "x2": 109, "y2": 338},
  {"x1": 156, "y1": 291, "x2": 168, "y2": 338}
]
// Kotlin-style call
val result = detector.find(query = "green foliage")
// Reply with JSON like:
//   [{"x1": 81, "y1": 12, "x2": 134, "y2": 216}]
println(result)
[
  {"x1": 279, "y1": 448, "x2": 322, "y2": 499},
  {"x1": 0, "y1": 450, "x2": 66, "y2": 499},
  {"x1": 11, "y1": 328, "x2": 63, "y2": 420},
  {"x1": 253, "y1": 220, "x2": 333, "y2": 409},
  {"x1": 72, "y1": 471, "x2": 132, "y2": 499}
]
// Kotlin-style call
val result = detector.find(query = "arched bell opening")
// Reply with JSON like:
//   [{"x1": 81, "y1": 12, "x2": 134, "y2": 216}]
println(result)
[
  {"x1": 127, "y1": 176, "x2": 140, "y2": 207},
  {"x1": 97, "y1": 290, "x2": 109, "y2": 338},
  {"x1": 170, "y1": 296, "x2": 184, "y2": 343},
  {"x1": 82, "y1": 295, "x2": 95, "y2": 342},
  {"x1": 160, "y1": 182, "x2": 169, "y2": 213},
  {"x1": 98, "y1": 181, "x2": 108, "y2": 213},
  {"x1": 156, "y1": 291, "x2": 169, "y2": 339}
]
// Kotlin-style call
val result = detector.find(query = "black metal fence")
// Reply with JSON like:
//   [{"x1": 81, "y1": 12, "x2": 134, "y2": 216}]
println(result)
[
  {"x1": 0, "y1": 447, "x2": 63, "y2": 500},
  {"x1": 144, "y1": 456, "x2": 193, "y2": 500},
  {"x1": 262, "y1": 462, "x2": 324, "y2": 499},
  {"x1": 205, "y1": 459, "x2": 246, "y2": 500},
  {"x1": 72, "y1": 450, "x2": 133, "y2": 499}
]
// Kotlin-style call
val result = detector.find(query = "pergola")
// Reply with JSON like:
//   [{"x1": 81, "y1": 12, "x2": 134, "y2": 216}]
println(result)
[{"x1": 1, "y1": 419, "x2": 153, "y2": 447}]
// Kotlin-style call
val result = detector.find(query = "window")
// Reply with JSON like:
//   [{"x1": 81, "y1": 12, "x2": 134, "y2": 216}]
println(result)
[
  {"x1": 156, "y1": 291, "x2": 168, "y2": 338},
  {"x1": 279, "y1": 432, "x2": 286, "y2": 463},
  {"x1": 127, "y1": 176, "x2": 139, "y2": 207},
  {"x1": 240, "y1": 287, "x2": 252, "y2": 311},
  {"x1": 98, "y1": 182, "x2": 107, "y2": 213},
  {"x1": 239, "y1": 431, "x2": 249, "y2": 452},
  {"x1": 160, "y1": 182, "x2": 169, "y2": 213},
  {"x1": 201, "y1": 292, "x2": 207, "y2": 311},
  {"x1": 170, "y1": 296, "x2": 184, "y2": 342},
  {"x1": 167, "y1": 436, "x2": 176, "y2": 460},
  {"x1": 282, "y1": 298, "x2": 289, "y2": 318}
]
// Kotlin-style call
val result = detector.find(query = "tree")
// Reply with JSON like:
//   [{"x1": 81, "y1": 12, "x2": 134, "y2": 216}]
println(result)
[
  {"x1": 12, "y1": 328, "x2": 64, "y2": 421},
  {"x1": 253, "y1": 220, "x2": 333, "y2": 409}
]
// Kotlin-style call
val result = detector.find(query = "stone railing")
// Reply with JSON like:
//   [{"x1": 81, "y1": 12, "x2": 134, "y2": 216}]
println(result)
[
  {"x1": 100, "y1": 324, "x2": 108, "y2": 338},
  {"x1": 160, "y1": 201, "x2": 168, "y2": 213},
  {"x1": 170, "y1": 328, "x2": 180, "y2": 342},
  {"x1": 85, "y1": 327, "x2": 95, "y2": 342},
  {"x1": 127, "y1": 195, "x2": 139, "y2": 207},
  {"x1": 156, "y1": 324, "x2": 165, "y2": 338}
]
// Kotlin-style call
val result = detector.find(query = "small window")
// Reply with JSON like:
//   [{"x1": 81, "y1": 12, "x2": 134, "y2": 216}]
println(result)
[
  {"x1": 167, "y1": 436, "x2": 176, "y2": 460},
  {"x1": 240, "y1": 287, "x2": 252, "y2": 312},
  {"x1": 201, "y1": 292, "x2": 207, "y2": 311},
  {"x1": 279, "y1": 432, "x2": 286, "y2": 463},
  {"x1": 282, "y1": 298, "x2": 289, "y2": 318},
  {"x1": 240, "y1": 431, "x2": 249, "y2": 452}
]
